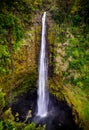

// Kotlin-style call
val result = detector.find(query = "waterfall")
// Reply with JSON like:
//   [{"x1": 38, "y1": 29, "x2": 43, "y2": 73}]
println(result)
[{"x1": 37, "y1": 12, "x2": 49, "y2": 117}]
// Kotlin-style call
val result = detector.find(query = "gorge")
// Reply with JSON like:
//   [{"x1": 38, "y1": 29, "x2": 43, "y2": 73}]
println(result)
[
  {"x1": 0, "y1": 0, "x2": 89, "y2": 130},
  {"x1": 11, "y1": 12, "x2": 81, "y2": 130}
]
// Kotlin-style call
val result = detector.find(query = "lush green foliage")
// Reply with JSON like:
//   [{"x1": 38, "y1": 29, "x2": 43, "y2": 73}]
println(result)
[
  {"x1": 0, "y1": 0, "x2": 89, "y2": 130},
  {"x1": 0, "y1": 89, "x2": 5, "y2": 113},
  {"x1": 0, "y1": 1, "x2": 42, "y2": 129},
  {"x1": 47, "y1": 0, "x2": 89, "y2": 129},
  {"x1": 24, "y1": 122, "x2": 45, "y2": 130},
  {"x1": 64, "y1": 26, "x2": 89, "y2": 91},
  {"x1": 0, "y1": 0, "x2": 42, "y2": 74},
  {"x1": 0, "y1": 12, "x2": 23, "y2": 74},
  {"x1": 0, "y1": 120, "x2": 45, "y2": 130}
]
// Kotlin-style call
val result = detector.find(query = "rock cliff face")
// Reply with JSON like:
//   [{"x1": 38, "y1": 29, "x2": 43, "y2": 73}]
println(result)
[
  {"x1": 14, "y1": 11, "x2": 58, "y2": 77},
  {"x1": 8, "y1": 11, "x2": 88, "y2": 130}
]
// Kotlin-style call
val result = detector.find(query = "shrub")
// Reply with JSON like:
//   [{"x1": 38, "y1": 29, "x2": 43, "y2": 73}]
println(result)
[
  {"x1": 0, "y1": 121, "x2": 3, "y2": 130},
  {"x1": 0, "y1": 89, "x2": 5, "y2": 113},
  {"x1": 23, "y1": 122, "x2": 36, "y2": 130}
]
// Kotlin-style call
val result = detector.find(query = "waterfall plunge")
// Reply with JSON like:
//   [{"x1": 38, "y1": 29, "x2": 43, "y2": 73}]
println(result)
[{"x1": 37, "y1": 12, "x2": 49, "y2": 118}]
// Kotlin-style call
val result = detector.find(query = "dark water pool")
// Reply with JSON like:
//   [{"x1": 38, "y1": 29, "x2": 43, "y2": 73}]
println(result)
[{"x1": 11, "y1": 90, "x2": 82, "y2": 130}]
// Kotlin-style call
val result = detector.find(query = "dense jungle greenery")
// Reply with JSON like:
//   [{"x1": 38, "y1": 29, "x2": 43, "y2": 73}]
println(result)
[{"x1": 0, "y1": 0, "x2": 89, "y2": 130}]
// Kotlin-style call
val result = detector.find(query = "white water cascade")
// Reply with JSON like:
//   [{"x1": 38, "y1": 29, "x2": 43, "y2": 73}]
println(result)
[{"x1": 37, "y1": 12, "x2": 49, "y2": 117}]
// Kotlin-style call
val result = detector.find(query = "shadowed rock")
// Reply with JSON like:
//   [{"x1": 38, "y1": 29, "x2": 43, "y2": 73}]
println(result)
[{"x1": 11, "y1": 91, "x2": 81, "y2": 130}]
